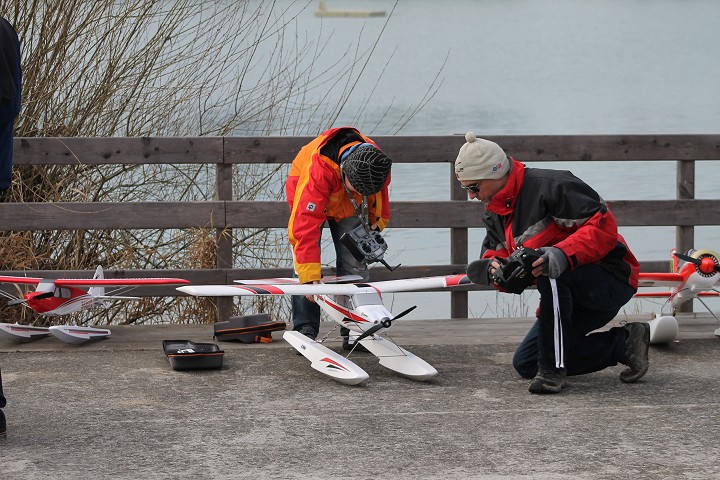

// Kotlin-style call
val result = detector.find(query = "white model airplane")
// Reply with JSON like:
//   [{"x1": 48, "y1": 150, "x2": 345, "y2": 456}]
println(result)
[
  {"x1": 178, "y1": 274, "x2": 471, "y2": 385},
  {"x1": 0, "y1": 266, "x2": 190, "y2": 344},
  {"x1": 637, "y1": 249, "x2": 720, "y2": 344}
]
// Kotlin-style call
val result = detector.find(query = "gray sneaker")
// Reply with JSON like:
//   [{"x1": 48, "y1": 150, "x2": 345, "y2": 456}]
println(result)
[
  {"x1": 528, "y1": 368, "x2": 566, "y2": 394},
  {"x1": 620, "y1": 322, "x2": 650, "y2": 383}
]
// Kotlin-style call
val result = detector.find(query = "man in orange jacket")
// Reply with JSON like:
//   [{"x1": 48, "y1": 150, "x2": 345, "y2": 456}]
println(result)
[{"x1": 286, "y1": 127, "x2": 392, "y2": 348}]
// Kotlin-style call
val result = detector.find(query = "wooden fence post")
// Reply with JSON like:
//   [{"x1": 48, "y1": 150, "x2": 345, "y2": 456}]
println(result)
[
  {"x1": 676, "y1": 159, "x2": 695, "y2": 313},
  {"x1": 450, "y1": 165, "x2": 469, "y2": 318},
  {"x1": 215, "y1": 159, "x2": 234, "y2": 322}
]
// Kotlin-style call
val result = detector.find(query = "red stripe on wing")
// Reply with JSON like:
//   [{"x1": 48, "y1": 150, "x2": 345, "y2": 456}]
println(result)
[
  {"x1": 444, "y1": 274, "x2": 471, "y2": 286},
  {"x1": 236, "y1": 285, "x2": 286, "y2": 294}
]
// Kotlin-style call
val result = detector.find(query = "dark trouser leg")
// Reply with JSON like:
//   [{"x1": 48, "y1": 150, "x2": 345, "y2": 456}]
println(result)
[
  {"x1": 291, "y1": 225, "x2": 323, "y2": 337},
  {"x1": 291, "y1": 217, "x2": 370, "y2": 337},
  {"x1": 291, "y1": 294, "x2": 321, "y2": 337},
  {"x1": 0, "y1": 117, "x2": 13, "y2": 192},
  {"x1": 0, "y1": 368, "x2": 6, "y2": 408},
  {"x1": 533, "y1": 264, "x2": 635, "y2": 376},
  {"x1": 513, "y1": 321, "x2": 540, "y2": 379},
  {"x1": 329, "y1": 217, "x2": 369, "y2": 338},
  {"x1": 0, "y1": 368, "x2": 5, "y2": 435}
]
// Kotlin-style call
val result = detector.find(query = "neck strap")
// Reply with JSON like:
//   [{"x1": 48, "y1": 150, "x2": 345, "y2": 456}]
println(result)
[{"x1": 341, "y1": 173, "x2": 371, "y2": 232}]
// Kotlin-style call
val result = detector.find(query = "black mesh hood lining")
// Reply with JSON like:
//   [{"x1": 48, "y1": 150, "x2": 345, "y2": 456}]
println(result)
[{"x1": 341, "y1": 144, "x2": 392, "y2": 196}]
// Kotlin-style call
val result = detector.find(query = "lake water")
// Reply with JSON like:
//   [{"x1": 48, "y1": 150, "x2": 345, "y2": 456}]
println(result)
[{"x1": 252, "y1": 0, "x2": 720, "y2": 318}]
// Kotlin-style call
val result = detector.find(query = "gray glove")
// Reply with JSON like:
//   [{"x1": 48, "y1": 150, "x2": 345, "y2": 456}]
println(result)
[
  {"x1": 466, "y1": 258, "x2": 493, "y2": 286},
  {"x1": 536, "y1": 247, "x2": 569, "y2": 279}
]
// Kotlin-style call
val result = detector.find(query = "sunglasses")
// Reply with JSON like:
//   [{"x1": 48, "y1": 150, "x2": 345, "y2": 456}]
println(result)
[{"x1": 460, "y1": 181, "x2": 481, "y2": 193}]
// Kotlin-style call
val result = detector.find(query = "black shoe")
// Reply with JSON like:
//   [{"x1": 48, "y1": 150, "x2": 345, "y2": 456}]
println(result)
[
  {"x1": 0, "y1": 410, "x2": 6, "y2": 438},
  {"x1": 295, "y1": 325, "x2": 317, "y2": 341},
  {"x1": 528, "y1": 368, "x2": 566, "y2": 394},
  {"x1": 620, "y1": 322, "x2": 650, "y2": 383},
  {"x1": 342, "y1": 336, "x2": 370, "y2": 353}
]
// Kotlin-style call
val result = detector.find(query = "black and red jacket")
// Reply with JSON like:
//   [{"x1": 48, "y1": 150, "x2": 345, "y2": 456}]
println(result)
[{"x1": 480, "y1": 159, "x2": 640, "y2": 290}]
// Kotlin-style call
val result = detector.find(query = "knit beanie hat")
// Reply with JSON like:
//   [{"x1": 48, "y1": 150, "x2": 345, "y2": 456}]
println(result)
[
  {"x1": 454, "y1": 132, "x2": 509, "y2": 181},
  {"x1": 340, "y1": 143, "x2": 392, "y2": 196}
]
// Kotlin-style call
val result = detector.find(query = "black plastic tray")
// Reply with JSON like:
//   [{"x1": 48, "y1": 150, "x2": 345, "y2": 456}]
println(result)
[{"x1": 162, "y1": 340, "x2": 224, "y2": 370}]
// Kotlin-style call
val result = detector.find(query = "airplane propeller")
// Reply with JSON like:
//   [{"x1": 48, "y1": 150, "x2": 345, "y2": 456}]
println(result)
[
  {"x1": 7, "y1": 290, "x2": 54, "y2": 306},
  {"x1": 674, "y1": 252, "x2": 720, "y2": 275},
  {"x1": 353, "y1": 305, "x2": 417, "y2": 344}
]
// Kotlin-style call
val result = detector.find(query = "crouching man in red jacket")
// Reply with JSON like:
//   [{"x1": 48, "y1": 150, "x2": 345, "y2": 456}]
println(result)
[{"x1": 456, "y1": 132, "x2": 649, "y2": 394}]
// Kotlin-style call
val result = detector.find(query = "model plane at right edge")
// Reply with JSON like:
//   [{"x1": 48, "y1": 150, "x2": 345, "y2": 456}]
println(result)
[{"x1": 637, "y1": 248, "x2": 720, "y2": 343}]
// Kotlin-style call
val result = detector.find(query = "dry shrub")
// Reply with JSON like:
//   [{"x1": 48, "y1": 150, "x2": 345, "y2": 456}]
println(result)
[{"x1": 0, "y1": 0, "x2": 437, "y2": 325}]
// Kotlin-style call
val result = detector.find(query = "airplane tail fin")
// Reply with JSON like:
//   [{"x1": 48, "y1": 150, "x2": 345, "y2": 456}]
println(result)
[{"x1": 88, "y1": 266, "x2": 105, "y2": 297}]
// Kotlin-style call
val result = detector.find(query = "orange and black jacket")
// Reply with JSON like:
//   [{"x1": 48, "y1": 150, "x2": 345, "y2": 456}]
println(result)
[
  {"x1": 286, "y1": 127, "x2": 391, "y2": 284},
  {"x1": 480, "y1": 159, "x2": 640, "y2": 290}
]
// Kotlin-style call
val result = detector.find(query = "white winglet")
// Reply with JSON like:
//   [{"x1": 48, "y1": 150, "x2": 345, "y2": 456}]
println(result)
[
  {"x1": 0, "y1": 323, "x2": 51, "y2": 343},
  {"x1": 48, "y1": 325, "x2": 111, "y2": 345},
  {"x1": 358, "y1": 336, "x2": 438, "y2": 381},
  {"x1": 283, "y1": 331, "x2": 369, "y2": 385},
  {"x1": 647, "y1": 314, "x2": 679, "y2": 344}
]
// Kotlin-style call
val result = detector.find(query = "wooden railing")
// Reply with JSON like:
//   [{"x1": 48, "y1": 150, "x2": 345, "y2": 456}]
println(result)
[{"x1": 2, "y1": 134, "x2": 719, "y2": 319}]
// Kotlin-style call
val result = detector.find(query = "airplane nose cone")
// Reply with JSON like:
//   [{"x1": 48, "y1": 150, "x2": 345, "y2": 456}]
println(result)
[{"x1": 700, "y1": 256, "x2": 717, "y2": 275}]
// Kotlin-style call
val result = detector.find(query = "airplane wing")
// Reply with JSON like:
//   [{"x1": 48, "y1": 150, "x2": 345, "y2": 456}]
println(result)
[
  {"x1": 362, "y1": 274, "x2": 471, "y2": 293},
  {"x1": 238, "y1": 274, "x2": 471, "y2": 292},
  {"x1": 179, "y1": 274, "x2": 472, "y2": 297},
  {"x1": 233, "y1": 278, "x2": 299, "y2": 285},
  {"x1": 94, "y1": 295, "x2": 142, "y2": 300},
  {"x1": 637, "y1": 272, "x2": 684, "y2": 288},
  {"x1": 0, "y1": 275, "x2": 43, "y2": 285},
  {"x1": 0, "y1": 275, "x2": 189, "y2": 287},
  {"x1": 54, "y1": 278, "x2": 190, "y2": 287},
  {"x1": 636, "y1": 291, "x2": 720, "y2": 298},
  {"x1": 178, "y1": 283, "x2": 375, "y2": 296},
  {"x1": 234, "y1": 275, "x2": 364, "y2": 285}
]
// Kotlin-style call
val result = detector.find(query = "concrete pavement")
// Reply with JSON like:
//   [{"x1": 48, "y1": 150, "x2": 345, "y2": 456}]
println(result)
[{"x1": 1, "y1": 314, "x2": 719, "y2": 479}]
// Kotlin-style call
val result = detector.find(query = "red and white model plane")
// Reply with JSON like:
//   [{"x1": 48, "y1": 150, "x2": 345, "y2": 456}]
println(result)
[
  {"x1": 638, "y1": 249, "x2": 720, "y2": 344},
  {"x1": 0, "y1": 266, "x2": 190, "y2": 344},
  {"x1": 178, "y1": 274, "x2": 471, "y2": 385}
]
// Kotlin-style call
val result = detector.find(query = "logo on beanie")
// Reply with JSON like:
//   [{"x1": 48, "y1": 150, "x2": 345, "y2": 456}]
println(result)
[{"x1": 492, "y1": 162, "x2": 503, "y2": 173}]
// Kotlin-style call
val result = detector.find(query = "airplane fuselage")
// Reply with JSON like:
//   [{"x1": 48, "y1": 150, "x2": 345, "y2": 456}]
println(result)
[
  {"x1": 670, "y1": 262, "x2": 719, "y2": 308},
  {"x1": 24, "y1": 287, "x2": 102, "y2": 316},
  {"x1": 315, "y1": 289, "x2": 394, "y2": 334}
]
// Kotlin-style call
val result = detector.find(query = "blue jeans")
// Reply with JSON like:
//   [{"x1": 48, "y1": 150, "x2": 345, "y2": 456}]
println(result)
[
  {"x1": 292, "y1": 217, "x2": 370, "y2": 336},
  {"x1": 512, "y1": 264, "x2": 635, "y2": 378}
]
